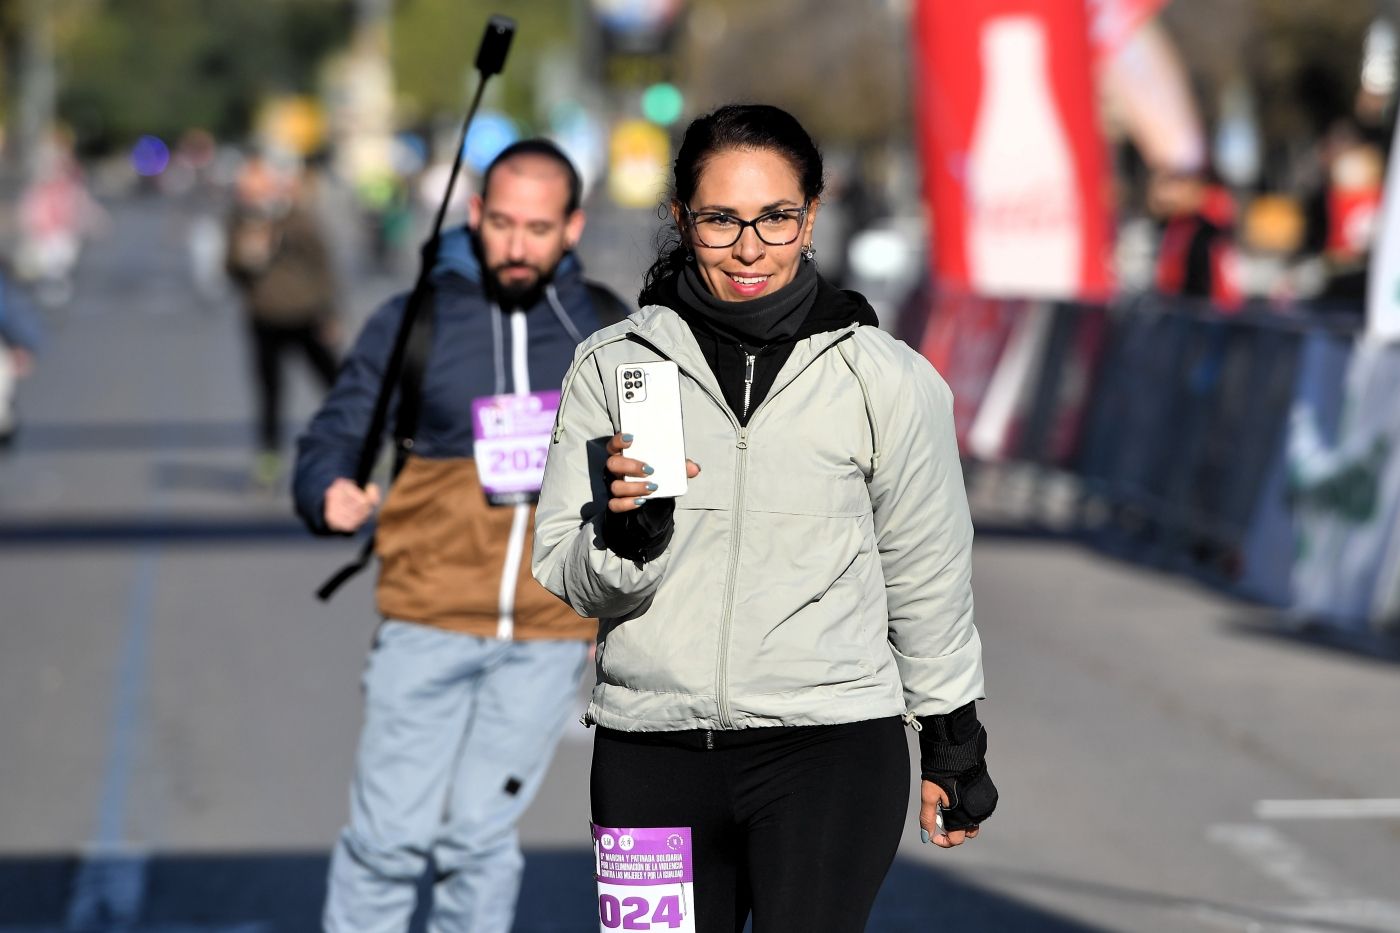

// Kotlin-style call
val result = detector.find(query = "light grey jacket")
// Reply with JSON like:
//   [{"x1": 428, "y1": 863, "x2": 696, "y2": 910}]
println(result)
[{"x1": 531, "y1": 305, "x2": 982, "y2": 732}]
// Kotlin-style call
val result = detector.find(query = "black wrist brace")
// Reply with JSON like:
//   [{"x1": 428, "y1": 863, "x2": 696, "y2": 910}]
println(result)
[
  {"x1": 602, "y1": 497, "x2": 675, "y2": 563},
  {"x1": 918, "y1": 702, "x2": 998, "y2": 831}
]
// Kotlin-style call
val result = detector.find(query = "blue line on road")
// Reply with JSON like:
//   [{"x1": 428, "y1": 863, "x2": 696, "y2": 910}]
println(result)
[
  {"x1": 0, "y1": 517, "x2": 317, "y2": 547},
  {"x1": 65, "y1": 548, "x2": 159, "y2": 929}
]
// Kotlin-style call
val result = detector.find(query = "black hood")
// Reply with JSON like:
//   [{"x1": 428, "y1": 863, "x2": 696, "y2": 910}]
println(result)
[{"x1": 794, "y1": 277, "x2": 880, "y2": 339}]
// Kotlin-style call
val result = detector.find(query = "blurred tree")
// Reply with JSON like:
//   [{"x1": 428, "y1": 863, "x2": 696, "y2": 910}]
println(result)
[
  {"x1": 390, "y1": 0, "x2": 577, "y2": 128},
  {"x1": 1, "y1": 0, "x2": 89, "y2": 181},
  {"x1": 677, "y1": 0, "x2": 907, "y2": 148},
  {"x1": 50, "y1": 0, "x2": 351, "y2": 153}
]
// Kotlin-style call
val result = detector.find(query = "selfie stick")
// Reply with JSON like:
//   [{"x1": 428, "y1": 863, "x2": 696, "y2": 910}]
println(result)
[
  {"x1": 317, "y1": 15, "x2": 515, "y2": 601},
  {"x1": 349, "y1": 14, "x2": 516, "y2": 488}
]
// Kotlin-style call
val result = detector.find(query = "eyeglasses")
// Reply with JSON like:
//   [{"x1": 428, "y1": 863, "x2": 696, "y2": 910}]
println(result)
[{"x1": 684, "y1": 203, "x2": 809, "y2": 248}]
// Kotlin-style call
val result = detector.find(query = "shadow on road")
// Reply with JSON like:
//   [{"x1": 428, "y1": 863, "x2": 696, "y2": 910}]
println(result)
[
  {"x1": 11, "y1": 421, "x2": 254, "y2": 454},
  {"x1": 1223, "y1": 613, "x2": 1400, "y2": 666},
  {"x1": 0, "y1": 850, "x2": 1106, "y2": 932},
  {"x1": 0, "y1": 517, "x2": 317, "y2": 547}
]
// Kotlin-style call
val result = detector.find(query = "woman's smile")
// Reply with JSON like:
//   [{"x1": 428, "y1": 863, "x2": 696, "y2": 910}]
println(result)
[{"x1": 723, "y1": 271, "x2": 772, "y2": 297}]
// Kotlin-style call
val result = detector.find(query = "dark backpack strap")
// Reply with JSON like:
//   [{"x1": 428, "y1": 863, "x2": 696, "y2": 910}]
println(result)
[
  {"x1": 316, "y1": 282, "x2": 438, "y2": 602},
  {"x1": 585, "y1": 279, "x2": 632, "y2": 328},
  {"x1": 390, "y1": 281, "x2": 437, "y2": 471},
  {"x1": 315, "y1": 535, "x2": 376, "y2": 601}
]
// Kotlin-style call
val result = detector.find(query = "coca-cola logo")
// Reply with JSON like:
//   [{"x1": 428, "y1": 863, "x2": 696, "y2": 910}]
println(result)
[{"x1": 971, "y1": 189, "x2": 1080, "y2": 232}]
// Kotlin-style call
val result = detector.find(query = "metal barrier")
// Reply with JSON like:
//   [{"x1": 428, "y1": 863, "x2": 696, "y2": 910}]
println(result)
[{"x1": 912, "y1": 286, "x2": 1398, "y2": 628}]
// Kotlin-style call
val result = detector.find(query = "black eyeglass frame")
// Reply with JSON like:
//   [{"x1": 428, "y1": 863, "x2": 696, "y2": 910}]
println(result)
[{"x1": 683, "y1": 202, "x2": 811, "y2": 248}]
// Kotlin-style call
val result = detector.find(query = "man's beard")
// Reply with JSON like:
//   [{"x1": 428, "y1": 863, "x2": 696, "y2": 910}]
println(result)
[{"x1": 487, "y1": 264, "x2": 548, "y2": 310}]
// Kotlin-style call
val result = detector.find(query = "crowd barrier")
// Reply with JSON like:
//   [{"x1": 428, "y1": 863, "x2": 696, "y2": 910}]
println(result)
[{"x1": 907, "y1": 287, "x2": 1400, "y2": 634}]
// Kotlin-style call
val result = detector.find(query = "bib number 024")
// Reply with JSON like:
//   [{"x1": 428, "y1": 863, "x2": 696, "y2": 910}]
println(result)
[
  {"x1": 593, "y1": 825, "x2": 695, "y2": 933},
  {"x1": 599, "y1": 892, "x2": 683, "y2": 929}
]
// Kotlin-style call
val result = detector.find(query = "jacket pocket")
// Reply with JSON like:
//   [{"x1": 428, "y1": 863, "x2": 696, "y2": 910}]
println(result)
[{"x1": 727, "y1": 509, "x2": 884, "y2": 696}]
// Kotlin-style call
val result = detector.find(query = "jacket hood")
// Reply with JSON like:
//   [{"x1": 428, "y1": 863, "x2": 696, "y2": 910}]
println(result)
[
  {"x1": 795, "y1": 278, "x2": 879, "y2": 339},
  {"x1": 432, "y1": 225, "x2": 584, "y2": 289}
]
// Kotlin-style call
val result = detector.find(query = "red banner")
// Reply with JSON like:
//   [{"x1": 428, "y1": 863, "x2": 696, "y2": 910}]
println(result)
[{"x1": 912, "y1": 0, "x2": 1113, "y2": 300}]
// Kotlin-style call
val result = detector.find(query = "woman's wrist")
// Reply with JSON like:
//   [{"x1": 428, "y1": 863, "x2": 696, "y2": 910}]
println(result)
[
  {"x1": 603, "y1": 497, "x2": 676, "y2": 562},
  {"x1": 917, "y1": 701, "x2": 997, "y2": 830}
]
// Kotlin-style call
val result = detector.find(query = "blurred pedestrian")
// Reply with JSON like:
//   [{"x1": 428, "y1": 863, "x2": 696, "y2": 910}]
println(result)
[
  {"x1": 225, "y1": 150, "x2": 340, "y2": 488},
  {"x1": 16, "y1": 132, "x2": 106, "y2": 308},
  {"x1": 0, "y1": 270, "x2": 43, "y2": 449},
  {"x1": 533, "y1": 104, "x2": 998, "y2": 933},
  {"x1": 174, "y1": 129, "x2": 232, "y2": 307},
  {"x1": 294, "y1": 140, "x2": 623, "y2": 933},
  {"x1": 1301, "y1": 119, "x2": 1383, "y2": 308},
  {"x1": 1150, "y1": 167, "x2": 1243, "y2": 311}
]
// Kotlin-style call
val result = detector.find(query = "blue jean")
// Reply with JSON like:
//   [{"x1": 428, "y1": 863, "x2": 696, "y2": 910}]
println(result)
[{"x1": 323, "y1": 621, "x2": 588, "y2": 933}]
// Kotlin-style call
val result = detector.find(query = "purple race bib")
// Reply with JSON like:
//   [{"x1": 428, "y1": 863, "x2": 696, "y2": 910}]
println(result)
[
  {"x1": 471, "y1": 391, "x2": 559, "y2": 505},
  {"x1": 592, "y1": 824, "x2": 695, "y2": 932}
]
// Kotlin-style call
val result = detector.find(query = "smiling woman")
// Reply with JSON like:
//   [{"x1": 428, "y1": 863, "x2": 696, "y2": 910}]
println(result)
[{"x1": 532, "y1": 104, "x2": 999, "y2": 933}]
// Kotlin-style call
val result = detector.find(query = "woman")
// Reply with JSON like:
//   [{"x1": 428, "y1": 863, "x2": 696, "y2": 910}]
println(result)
[{"x1": 533, "y1": 104, "x2": 996, "y2": 932}]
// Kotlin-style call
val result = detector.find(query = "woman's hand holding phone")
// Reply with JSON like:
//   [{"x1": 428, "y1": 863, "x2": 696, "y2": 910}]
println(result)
[{"x1": 605, "y1": 432, "x2": 700, "y2": 513}]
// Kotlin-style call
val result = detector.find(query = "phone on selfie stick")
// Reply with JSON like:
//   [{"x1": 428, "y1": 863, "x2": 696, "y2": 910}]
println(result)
[{"x1": 317, "y1": 15, "x2": 516, "y2": 601}]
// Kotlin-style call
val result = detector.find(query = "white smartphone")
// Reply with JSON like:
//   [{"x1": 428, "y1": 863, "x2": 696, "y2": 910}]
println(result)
[{"x1": 616, "y1": 361, "x2": 688, "y2": 498}]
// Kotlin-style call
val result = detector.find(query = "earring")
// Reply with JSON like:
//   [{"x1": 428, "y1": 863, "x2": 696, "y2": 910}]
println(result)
[
  {"x1": 684, "y1": 250, "x2": 695, "y2": 263},
  {"x1": 801, "y1": 244, "x2": 816, "y2": 262}
]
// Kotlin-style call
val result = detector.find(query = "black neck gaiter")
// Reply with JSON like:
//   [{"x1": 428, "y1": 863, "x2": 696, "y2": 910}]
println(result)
[{"x1": 676, "y1": 258, "x2": 819, "y2": 347}]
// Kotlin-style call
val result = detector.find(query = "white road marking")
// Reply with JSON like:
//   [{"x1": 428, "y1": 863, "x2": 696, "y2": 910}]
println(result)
[
  {"x1": 1207, "y1": 823, "x2": 1400, "y2": 931},
  {"x1": 1255, "y1": 798, "x2": 1400, "y2": 820}
]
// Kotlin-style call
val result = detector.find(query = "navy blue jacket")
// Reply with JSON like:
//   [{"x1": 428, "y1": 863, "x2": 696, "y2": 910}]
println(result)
[
  {"x1": 293, "y1": 227, "x2": 607, "y2": 536},
  {"x1": 293, "y1": 227, "x2": 608, "y2": 640}
]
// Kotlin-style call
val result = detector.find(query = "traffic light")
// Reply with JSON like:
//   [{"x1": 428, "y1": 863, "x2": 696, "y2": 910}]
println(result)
[{"x1": 641, "y1": 83, "x2": 684, "y2": 127}]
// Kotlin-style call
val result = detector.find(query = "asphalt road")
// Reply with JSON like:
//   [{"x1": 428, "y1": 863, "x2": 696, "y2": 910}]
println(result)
[{"x1": 2, "y1": 194, "x2": 1400, "y2": 932}]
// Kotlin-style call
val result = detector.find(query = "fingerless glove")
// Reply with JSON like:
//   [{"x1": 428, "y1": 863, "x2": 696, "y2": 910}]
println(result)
[{"x1": 918, "y1": 701, "x2": 999, "y2": 832}]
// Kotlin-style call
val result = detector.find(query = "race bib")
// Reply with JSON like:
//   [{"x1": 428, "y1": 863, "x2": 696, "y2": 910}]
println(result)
[
  {"x1": 592, "y1": 824, "x2": 695, "y2": 932},
  {"x1": 471, "y1": 391, "x2": 559, "y2": 505}
]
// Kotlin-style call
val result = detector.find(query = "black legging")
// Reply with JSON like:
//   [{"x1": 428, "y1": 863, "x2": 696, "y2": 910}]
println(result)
[
  {"x1": 591, "y1": 717, "x2": 909, "y2": 933},
  {"x1": 249, "y1": 320, "x2": 338, "y2": 452}
]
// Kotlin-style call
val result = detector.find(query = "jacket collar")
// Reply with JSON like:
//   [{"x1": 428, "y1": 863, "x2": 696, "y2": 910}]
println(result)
[{"x1": 627, "y1": 305, "x2": 860, "y2": 422}]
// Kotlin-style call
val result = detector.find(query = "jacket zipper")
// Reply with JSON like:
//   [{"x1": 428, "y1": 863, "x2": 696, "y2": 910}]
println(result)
[
  {"x1": 715, "y1": 425, "x2": 749, "y2": 729},
  {"x1": 741, "y1": 350, "x2": 756, "y2": 421}
]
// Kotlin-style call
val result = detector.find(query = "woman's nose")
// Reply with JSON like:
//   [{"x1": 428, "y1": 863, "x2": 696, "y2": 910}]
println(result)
[{"x1": 733, "y1": 226, "x2": 765, "y2": 263}]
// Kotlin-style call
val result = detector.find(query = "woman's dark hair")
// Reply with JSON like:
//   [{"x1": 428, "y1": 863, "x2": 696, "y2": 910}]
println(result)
[{"x1": 638, "y1": 104, "x2": 825, "y2": 307}]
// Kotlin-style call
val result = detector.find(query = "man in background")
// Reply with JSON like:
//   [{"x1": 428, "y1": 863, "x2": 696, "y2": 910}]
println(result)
[
  {"x1": 294, "y1": 140, "x2": 620, "y2": 932},
  {"x1": 226, "y1": 150, "x2": 340, "y2": 488}
]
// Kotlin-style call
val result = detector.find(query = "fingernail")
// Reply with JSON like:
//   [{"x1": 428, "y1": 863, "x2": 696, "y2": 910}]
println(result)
[
  {"x1": 920, "y1": 828, "x2": 930, "y2": 845},
  {"x1": 642, "y1": 465, "x2": 654, "y2": 475},
  {"x1": 645, "y1": 483, "x2": 657, "y2": 491},
  {"x1": 621, "y1": 433, "x2": 633, "y2": 442},
  {"x1": 634, "y1": 498, "x2": 648, "y2": 507}
]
